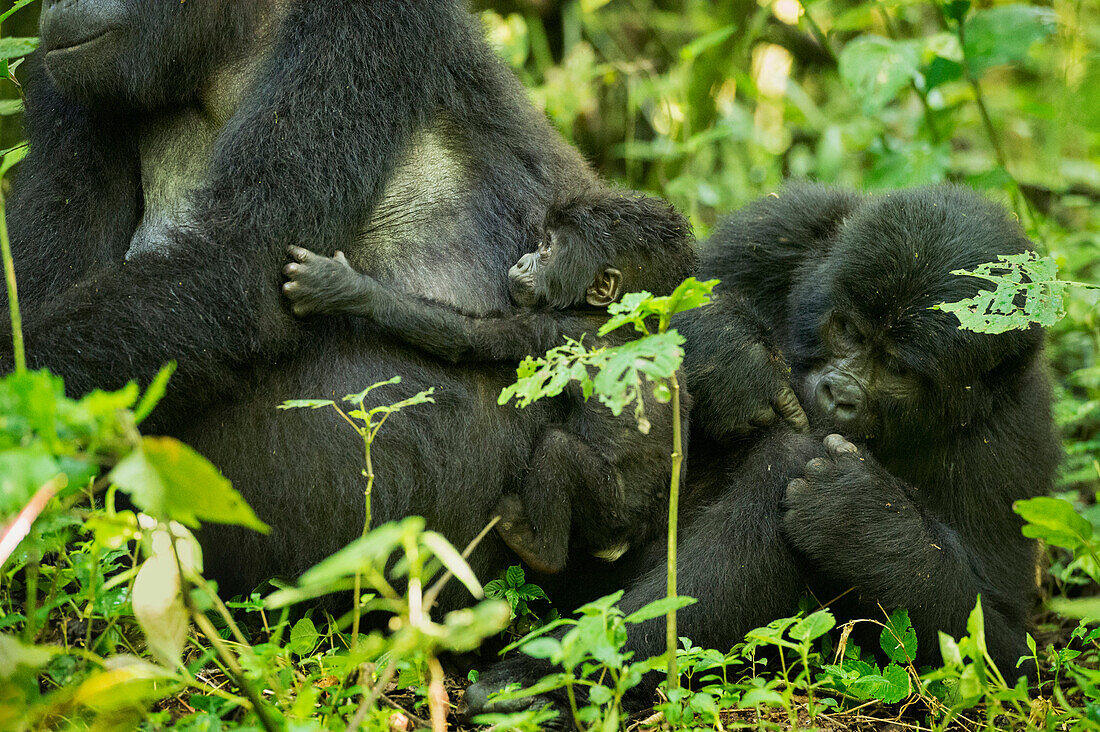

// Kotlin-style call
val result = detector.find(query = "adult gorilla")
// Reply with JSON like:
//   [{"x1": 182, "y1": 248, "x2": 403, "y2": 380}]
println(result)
[
  {"x1": 9, "y1": 1, "x2": 599, "y2": 599},
  {"x1": 469, "y1": 185, "x2": 1057, "y2": 717}
]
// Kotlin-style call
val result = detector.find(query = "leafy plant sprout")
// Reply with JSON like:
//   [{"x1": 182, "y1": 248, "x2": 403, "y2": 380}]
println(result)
[
  {"x1": 501, "y1": 276, "x2": 718, "y2": 691},
  {"x1": 279, "y1": 377, "x2": 435, "y2": 647}
]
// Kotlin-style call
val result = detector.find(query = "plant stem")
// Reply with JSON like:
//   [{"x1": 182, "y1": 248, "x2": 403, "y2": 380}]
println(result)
[
  {"x1": 0, "y1": 194, "x2": 25, "y2": 373},
  {"x1": 351, "y1": 427, "x2": 376, "y2": 650},
  {"x1": 666, "y1": 372, "x2": 683, "y2": 691},
  {"x1": 23, "y1": 554, "x2": 37, "y2": 642}
]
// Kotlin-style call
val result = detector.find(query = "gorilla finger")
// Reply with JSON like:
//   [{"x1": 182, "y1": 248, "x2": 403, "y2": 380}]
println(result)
[
  {"x1": 774, "y1": 387, "x2": 809, "y2": 433},
  {"x1": 334, "y1": 250, "x2": 349, "y2": 264},
  {"x1": 282, "y1": 281, "x2": 300, "y2": 295},
  {"x1": 805, "y1": 457, "x2": 829, "y2": 477},
  {"x1": 283, "y1": 262, "x2": 301, "y2": 276},
  {"x1": 824, "y1": 433, "x2": 858, "y2": 456},
  {"x1": 787, "y1": 478, "x2": 811, "y2": 496},
  {"x1": 287, "y1": 245, "x2": 311, "y2": 261},
  {"x1": 749, "y1": 406, "x2": 777, "y2": 428}
]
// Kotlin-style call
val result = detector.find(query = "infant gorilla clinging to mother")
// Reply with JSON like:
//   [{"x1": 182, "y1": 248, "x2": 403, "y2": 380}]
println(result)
[{"x1": 283, "y1": 187, "x2": 695, "y2": 574}]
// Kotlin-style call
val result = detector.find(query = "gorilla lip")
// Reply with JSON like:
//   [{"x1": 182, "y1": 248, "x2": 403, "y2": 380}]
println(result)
[{"x1": 46, "y1": 28, "x2": 118, "y2": 55}]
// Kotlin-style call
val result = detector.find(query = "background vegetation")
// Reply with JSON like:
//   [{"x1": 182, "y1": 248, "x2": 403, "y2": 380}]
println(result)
[{"x1": 0, "y1": 0, "x2": 1098, "y2": 730}]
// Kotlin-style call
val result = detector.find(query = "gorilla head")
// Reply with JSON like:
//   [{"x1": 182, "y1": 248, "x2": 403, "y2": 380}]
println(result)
[
  {"x1": 787, "y1": 186, "x2": 1042, "y2": 445},
  {"x1": 38, "y1": 0, "x2": 271, "y2": 109}
]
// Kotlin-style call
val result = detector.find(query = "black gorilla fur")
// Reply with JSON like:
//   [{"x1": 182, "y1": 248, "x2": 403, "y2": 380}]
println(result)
[
  {"x1": 280, "y1": 187, "x2": 697, "y2": 575},
  {"x1": 468, "y1": 184, "x2": 1058, "y2": 719},
  {"x1": 10, "y1": 0, "x2": 615, "y2": 603}
]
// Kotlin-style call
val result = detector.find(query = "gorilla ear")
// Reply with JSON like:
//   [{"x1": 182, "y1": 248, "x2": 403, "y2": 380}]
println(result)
[{"x1": 586, "y1": 268, "x2": 623, "y2": 307}]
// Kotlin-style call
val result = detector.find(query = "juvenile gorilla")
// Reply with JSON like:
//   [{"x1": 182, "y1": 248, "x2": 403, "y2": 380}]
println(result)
[
  {"x1": 283, "y1": 189, "x2": 696, "y2": 575},
  {"x1": 469, "y1": 185, "x2": 1058, "y2": 717},
  {"x1": 11, "y1": 0, "x2": 610, "y2": 598}
]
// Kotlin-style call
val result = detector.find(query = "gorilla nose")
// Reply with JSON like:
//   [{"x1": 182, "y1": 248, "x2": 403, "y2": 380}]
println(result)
[{"x1": 816, "y1": 374, "x2": 863, "y2": 422}]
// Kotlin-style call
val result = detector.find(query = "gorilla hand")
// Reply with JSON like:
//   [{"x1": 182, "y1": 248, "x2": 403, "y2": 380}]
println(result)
[
  {"x1": 782, "y1": 434, "x2": 921, "y2": 581},
  {"x1": 283, "y1": 246, "x2": 364, "y2": 318}
]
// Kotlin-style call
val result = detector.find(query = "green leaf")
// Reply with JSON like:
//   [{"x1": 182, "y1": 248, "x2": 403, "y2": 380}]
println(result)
[
  {"x1": 132, "y1": 552, "x2": 188, "y2": 668},
  {"x1": 939, "y1": 631, "x2": 964, "y2": 667},
  {"x1": 289, "y1": 617, "x2": 319, "y2": 657},
  {"x1": 505, "y1": 564, "x2": 526, "y2": 588},
  {"x1": 964, "y1": 5, "x2": 1057, "y2": 75},
  {"x1": 941, "y1": 0, "x2": 971, "y2": 22},
  {"x1": 109, "y1": 436, "x2": 269, "y2": 532},
  {"x1": 880, "y1": 608, "x2": 917, "y2": 664},
  {"x1": 1015, "y1": 496, "x2": 1093, "y2": 552},
  {"x1": 421, "y1": 530, "x2": 484, "y2": 599},
  {"x1": 519, "y1": 636, "x2": 563, "y2": 660},
  {"x1": 278, "y1": 399, "x2": 336, "y2": 410},
  {"x1": 134, "y1": 363, "x2": 177, "y2": 425},
  {"x1": 936, "y1": 252, "x2": 1071, "y2": 333},
  {"x1": 790, "y1": 609, "x2": 835, "y2": 642},
  {"x1": 1049, "y1": 596, "x2": 1100, "y2": 621},
  {"x1": 838, "y1": 36, "x2": 920, "y2": 113},
  {"x1": 0, "y1": 37, "x2": 37, "y2": 60},
  {"x1": 966, "y1": 596, "x2": 989, "y2": 662},
  {"x1": 0, "y1": 634, "x2": 55, "y2": 678},
  {"x1": 624, "y1": 595, "x2": 698, "y2": 624},
  {"x1": 440, "y1": 599, "x2": 511, "y2": 651}
]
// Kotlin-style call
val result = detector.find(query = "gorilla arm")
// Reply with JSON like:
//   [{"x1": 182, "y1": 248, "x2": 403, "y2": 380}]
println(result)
[
  {"x1": 782, "y1": 434, "x2": 1039, "y2": 678},
  {"x1": 282, "y1": 247, "x2": 596, "y2": 364}
]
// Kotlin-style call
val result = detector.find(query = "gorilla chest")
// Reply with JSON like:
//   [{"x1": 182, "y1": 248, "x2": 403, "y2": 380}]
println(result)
[{"x1": 131, "y1": 115, "x2": 516, "y2": 312}]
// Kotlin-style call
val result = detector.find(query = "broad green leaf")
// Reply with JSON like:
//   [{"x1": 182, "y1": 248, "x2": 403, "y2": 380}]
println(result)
[
  {"x1": 1015, "y1": 496, "x2": 1092, "y2": 551},
  {"x1": 109, "y1": 436, "x2": 269, "y2": 532},
  {"x1": 939, "y1": 631, "x2": 964, "y2": 667},
  {"x1": 880, "y1": 608, "x2": 917, "y2": 664},
  {"x1": 441, "y1": 599, "x2": 511, "y2": 651},
  {"x1": 71, "y1": 657, "x2": 181, "y2": 713},
  {"x1": 790, "y1": 610, "x2": 835, "y2": 642},
  {"x1": 964, "y1": 5, "x2": 1056, "y2": 75},
  {"x1": 1049, "y1": 596, "x2": 1100, "y2": 621},
  {"x1": 0, "y1": 37, "x2": 37, "y2": 60},
  {"x1": 289, "y1": 618, "x2": 319, "y2": 657},
  {"x1": 0, "y1": 634, "x2": 55, "y2": 678},
  {"x1": 506, "y1": 564, "x2": 526, "y2": 588}
]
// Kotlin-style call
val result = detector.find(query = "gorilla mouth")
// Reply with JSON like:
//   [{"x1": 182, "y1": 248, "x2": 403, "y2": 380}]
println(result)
[{"x1": 47, "y1": 28, "x2": 118, "y2": 54}]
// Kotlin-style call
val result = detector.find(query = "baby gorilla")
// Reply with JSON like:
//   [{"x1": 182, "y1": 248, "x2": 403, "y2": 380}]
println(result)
[{"x1": 283, "y1": 188, "x2": 696, "y2": 574}]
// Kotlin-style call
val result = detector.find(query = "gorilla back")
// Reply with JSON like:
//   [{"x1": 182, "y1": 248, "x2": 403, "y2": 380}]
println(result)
[{"x1": 11, "y1": 0, "x2": 596, "y2": 600}]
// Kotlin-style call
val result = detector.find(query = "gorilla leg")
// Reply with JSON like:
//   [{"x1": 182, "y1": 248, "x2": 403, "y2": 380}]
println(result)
[{"x1": 496, "y1": 428, "x2": 616, "y2": 575}]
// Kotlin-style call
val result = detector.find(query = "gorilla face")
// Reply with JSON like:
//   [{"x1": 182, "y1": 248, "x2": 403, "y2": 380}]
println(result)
[
  {"x1": 790, "y1": 186, "x2": 1043, "y2": 445},
  {"x1": 802, "y1": 310, "x2": 922, "y2": 438},
  {"x1": 39, "y1": 0, "x2": 268, "y2": 110}
]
